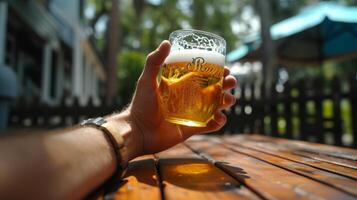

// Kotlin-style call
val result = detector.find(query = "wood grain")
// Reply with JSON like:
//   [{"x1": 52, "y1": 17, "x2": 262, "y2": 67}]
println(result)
[
  {"x1": 156, "y1": 143, "x2": 261, "y2": 200},
  {"x1": 103, "y1": 155, "x2": 161, "y2": 200},
  {"x1": 231, "y1": 135, "x2": 357, "y2": 180},
  {"x1": 246, "y1": 135, "x2": 357, "y2": 161},
  {"x1": 221, "y1": 137, "x2": 357, "y2": 196},
  {"x1": 185, "y1": 138, "x2": 356, "y2": 200},
  {"x1": 95, "y1": 135, "x2": 357, "y2": 200}
]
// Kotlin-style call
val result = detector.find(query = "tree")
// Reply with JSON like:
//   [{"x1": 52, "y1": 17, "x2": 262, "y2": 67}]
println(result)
[
  {"x1": 117, "y1": 51, "x2": 145, "y2": 105},
  {"x1": 104, "y1": 0, "x2": 120, "y2": 104},
  {"x1": 190, "y1": 0, "x2": 240, "y2": 51},
  {"x1": 87, "y1": 0, "x2": 110, "y2": 32},
  {"x1": 192, "y1": 0, "x2": 208, "y2": 30},
  {"x1": 86, "y1": 0, "x2": 242, "y2": 106},
  {"x1": 256, "y1": 0, "x2": 276, "y2": 98}
]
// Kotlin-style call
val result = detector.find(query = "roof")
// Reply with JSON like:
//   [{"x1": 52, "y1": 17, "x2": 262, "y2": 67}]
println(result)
[
  {"x1": 8, "y1": 0, "x2": 60, "y2": 47},
  {"x1": 227, "y1": 2, "x2": 357, "y2": 62}
]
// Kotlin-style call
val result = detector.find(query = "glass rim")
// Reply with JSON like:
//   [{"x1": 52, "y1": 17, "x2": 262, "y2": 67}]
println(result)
[{"x1": 169, "y1": 29, "x2": 226, "y2": 47}]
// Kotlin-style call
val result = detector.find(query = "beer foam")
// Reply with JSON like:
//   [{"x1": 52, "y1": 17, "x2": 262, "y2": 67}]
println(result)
[{"x1": 164, "y1": 49, "x2": 225, "y2": 66}]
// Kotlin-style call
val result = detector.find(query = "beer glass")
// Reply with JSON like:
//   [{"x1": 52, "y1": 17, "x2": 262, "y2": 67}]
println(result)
[{"x1": 158, "y1": 29, "x2": 226, "y2": 127}]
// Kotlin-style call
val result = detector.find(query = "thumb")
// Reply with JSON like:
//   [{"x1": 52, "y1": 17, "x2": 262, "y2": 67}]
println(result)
[{"x1": 142, "y1": 40, "x2": 171, "y2": 84}]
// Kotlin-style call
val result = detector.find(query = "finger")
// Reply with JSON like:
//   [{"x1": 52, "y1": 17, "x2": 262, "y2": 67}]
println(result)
[
  {"x1": 142, "y1": 40, "x2": 171, "y2": 84},
  {"x1": 180, "y1": 111, "x2": 227, "y2": 138},
  {"x1": 223, "y1": 75, "x2": 237, "y2": 90},
  {"x1": 224, "y1": 67, "x2": 230, "y2": 77},
  {"x1": 219, "y1": 92, "x2": 236, "y2": 110},
  {"x1": 204, "y1": 112, "x2": 227, "y2": 133}
]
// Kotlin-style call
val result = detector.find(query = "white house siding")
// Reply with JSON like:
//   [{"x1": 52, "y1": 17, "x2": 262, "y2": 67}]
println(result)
[
  {"x1": 50, "y1": 1, "x2": 105, "y2": 106},
  {"x1": 0, "y1": 2, "x2": 7, "y2": 65},
  {"x1": 0, "y1": 1, "x2": 105, "y2": 106}
]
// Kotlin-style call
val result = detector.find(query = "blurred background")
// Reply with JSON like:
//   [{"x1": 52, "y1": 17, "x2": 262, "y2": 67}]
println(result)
[{"x1": 0, "y1": 0, "x2": 356, "y2": 148}]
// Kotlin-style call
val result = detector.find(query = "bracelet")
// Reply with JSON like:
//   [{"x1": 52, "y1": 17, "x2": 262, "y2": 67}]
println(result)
[{"x1": 80, "y1": 117, "x2": 128, "y2": 178}]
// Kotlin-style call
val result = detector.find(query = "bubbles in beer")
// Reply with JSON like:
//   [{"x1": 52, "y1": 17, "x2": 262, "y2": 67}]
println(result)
[
  {"x1": 159, "y1": 49, "x2": 224, "y2": 127},
  {"x1": 170, "y1": 31, "x2": 226, "y2": 55}
]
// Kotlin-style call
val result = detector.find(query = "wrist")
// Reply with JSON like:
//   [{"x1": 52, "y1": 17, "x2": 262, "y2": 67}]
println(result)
[{"x1": 105, "y1": 109, "x2": 143, "y2": 160}]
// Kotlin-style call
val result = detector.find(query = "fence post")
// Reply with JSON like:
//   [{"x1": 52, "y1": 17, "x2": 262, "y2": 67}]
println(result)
[
  {"x1": 350, "y1": 76, "x2": 357, "y2": 148},
  {"x1": 248, "y1": 83, "x2": 256, "y2": 133},
  {"x1": 313, "y1": 77, "x2": 324, "y2": 143},
  {"x1": 257, "y1": 83, "x2": 265, "y2": 134},
  {"x1": 224, "y1": 88, "x2": 235, "y2": 134},
  {"x1": 72, "y1": 97, "x2": 80, "y2": 124},
  {"x1": 32, "y1": 96, "x2": 41, "y2": 126},
  {"x1": 270, "y1": 81, "x2": 278, "y2": 137},
  {"x1": 59, "y1": 96, "x2": 67, "y2": 127},
  {"x1": 238, "y1": 82, "x2": 246, "y2": 133},
  {"x1": 87, "y1": 97, "x2": 95, "y2": 118},
  {"x1": 231, "y1": 88, "x2": 240, "y2": 134},
  {"x1": 298, "y1": 80, "x2": 307, "y2": 141},
  {"x1": 283, "y1": 80, "x2": 292, "y2": 139},
  {"x1": 332, "y1": 77, "x2": 342, "y2": 146},
  {"x1": 16, "y1": 97, "x2": 27, "y2": 126}
]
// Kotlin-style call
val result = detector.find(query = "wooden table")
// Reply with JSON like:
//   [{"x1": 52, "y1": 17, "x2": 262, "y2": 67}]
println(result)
[{"x1": 92, "y1": 135, "x2": 357, "y2": 200}]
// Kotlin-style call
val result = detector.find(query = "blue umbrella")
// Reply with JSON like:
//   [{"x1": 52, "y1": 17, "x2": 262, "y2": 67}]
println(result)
[{"x1": 228, "y1": 2, "x2": 357, "y2": 65}]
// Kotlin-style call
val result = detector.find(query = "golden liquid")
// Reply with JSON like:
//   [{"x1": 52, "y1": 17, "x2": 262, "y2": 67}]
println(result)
[{"x1": 158, "y1": 59, "x2": 224, "y2": 127}]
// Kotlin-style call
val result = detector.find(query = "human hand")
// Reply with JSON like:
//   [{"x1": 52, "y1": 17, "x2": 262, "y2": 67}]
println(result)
[{"x1": 122, "y1": 41, "x2": 237, "y2": 158}]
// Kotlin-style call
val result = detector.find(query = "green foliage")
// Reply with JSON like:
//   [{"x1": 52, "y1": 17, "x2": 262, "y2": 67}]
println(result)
[
  {"x1": 118, "y1": 0, "x2": 239, "y2": 52},
  {"x1": 120, "y1": 0, "x2": 142, "y2": 51},
  {"x1": 117, "y1": 50, "x2": 145, "y2": 105},
  {"x1": 139, "y1": 0, "x2": 188, "y2": 52},
  {"x1": 333, "y1": 58, "x2": 357, "y2": 78},
  {"x1": 284, "y1": 58, "x2": 357, "y2": 82},
  {"x1": 115, "y1": 0, "x2": 240, "y2": 102},
  {"x1": 187, "y1": 0, "x2": 239, "y2": 51},
  {"x1": 88, "y1": 0, "x2": 357, "y2": 105}
]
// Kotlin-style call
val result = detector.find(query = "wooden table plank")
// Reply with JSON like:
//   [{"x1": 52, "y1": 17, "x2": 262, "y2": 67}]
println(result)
[
  {"x1": 220, "y1": 137, "x2": 357, "y2": 196},
  {"x1": 232, "y1": 135, "x2": 357, "y2": 180},
  {"x1": 185, "y1": 137, "x2": 356, "y2": 200},
  {"x1": 155, "y1": 143, "x2": 261, "y2": 200},
  {"x1": 103, "y1": 155, "x2": 162, "y2": 200},
  {"x1": 290, "y1": 150, "x2": 357, "y2": 169},
  {"x1": 247, "y1": 135, "x2": 357, "y2": 161}
]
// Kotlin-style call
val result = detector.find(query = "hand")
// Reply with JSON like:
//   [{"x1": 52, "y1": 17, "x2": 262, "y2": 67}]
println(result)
[{"x1": 121, "y1": 41, "x2": 236, "y2": 158}]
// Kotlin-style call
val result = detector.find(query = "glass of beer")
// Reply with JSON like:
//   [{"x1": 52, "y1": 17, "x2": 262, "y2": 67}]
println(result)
[{"x1": 158, "y1": 29, "x2": 226, "y2": 127}]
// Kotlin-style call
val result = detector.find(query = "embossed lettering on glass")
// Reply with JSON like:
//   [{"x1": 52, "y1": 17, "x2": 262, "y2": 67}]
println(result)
[{"x1": 158, "y1": 29, "x2": 226, "y2": 127}]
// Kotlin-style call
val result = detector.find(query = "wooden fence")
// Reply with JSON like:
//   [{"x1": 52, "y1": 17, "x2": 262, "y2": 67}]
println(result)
[
  {"x1": 220, "y1": 76, "x2": 357, "y2": 148},
  {"x1": 9, "y1": 97, "x2": 117, "y2": 128},
  {"x1": 8, "y1": 76, "x2": 357, "y2": 148}
]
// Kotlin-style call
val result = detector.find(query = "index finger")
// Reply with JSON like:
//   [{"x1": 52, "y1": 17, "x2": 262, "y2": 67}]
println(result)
[{"x1": 224, "y1": 66, "x2": 230, "y2": 77}]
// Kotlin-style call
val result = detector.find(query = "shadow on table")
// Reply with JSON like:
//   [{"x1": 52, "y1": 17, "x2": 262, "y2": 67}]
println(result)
[
  {"x1": 158, "y1": 158, "x2": 250, "y2": 191},
  {"x1": 88, "y1": 157, "x2": 251, "y2": 199},
  {"x1": 106, "y1": 157, "x2": 250, "y2": 192},
  {"x1": 215, "y1": 161, "x2": 250, "y2": 183},
  {"x1": 86, "y1": 159, "x2": 154, "y2": 199}
]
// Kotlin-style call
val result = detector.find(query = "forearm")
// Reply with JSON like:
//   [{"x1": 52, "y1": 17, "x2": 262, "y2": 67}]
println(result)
[
  {"x1": 0, "y1": 111, "x2": 140, "y2": 199},
  {"x1": 0, "y1": 126, "x2": 115, "y2": 199}
]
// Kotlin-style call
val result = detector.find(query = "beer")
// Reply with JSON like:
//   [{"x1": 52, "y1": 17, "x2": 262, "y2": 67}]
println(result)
[
  {"x1": 159, "y1": 49, "x2": 225, "y2": 127},
  {"x1": 159, "y1": 29, "x2": 226, "y2": 127}
]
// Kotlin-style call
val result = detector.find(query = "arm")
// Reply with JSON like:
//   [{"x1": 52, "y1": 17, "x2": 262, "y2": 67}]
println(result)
[
  {"x1": 0, "y1": 110, "x2": 141, "y2": 200},
  {"x1": 0, "y1": 41, "x2": 237, "y2": 199},
  {"x1": 0, "y1": 126, "x2": 116, "y2": 199}
]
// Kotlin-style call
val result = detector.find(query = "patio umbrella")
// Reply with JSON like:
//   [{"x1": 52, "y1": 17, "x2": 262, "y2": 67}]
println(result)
[{"x1": 227, "y1": 2, "x2": 357, "y2": 65}]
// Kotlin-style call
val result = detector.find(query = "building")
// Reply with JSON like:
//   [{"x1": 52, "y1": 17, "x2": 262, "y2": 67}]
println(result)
[{"x1": 0, "y1": 0, "x2": 105, "y2": 106}]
